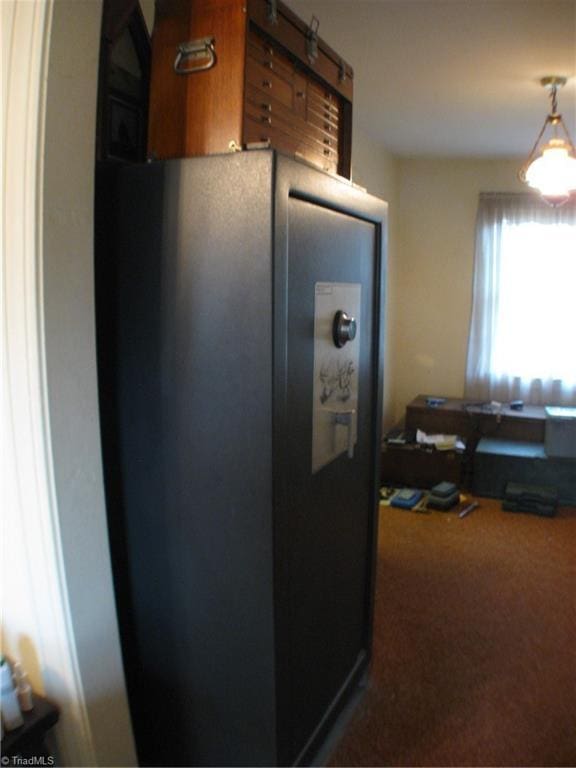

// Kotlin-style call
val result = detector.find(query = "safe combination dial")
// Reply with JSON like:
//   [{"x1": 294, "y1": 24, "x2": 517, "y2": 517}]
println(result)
[{"x1": 332, "y1": 310, "x2": 357, "y2": 348}]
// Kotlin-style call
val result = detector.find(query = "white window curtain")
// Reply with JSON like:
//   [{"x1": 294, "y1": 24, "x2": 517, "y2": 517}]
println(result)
[{"x1": 465, "y1": 193, "x2": 576, "y2": 407}]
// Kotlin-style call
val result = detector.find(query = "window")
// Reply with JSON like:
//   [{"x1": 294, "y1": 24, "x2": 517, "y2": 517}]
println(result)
[{"x1": 466, "y1": 193, "x2": 576, "y2": 406}]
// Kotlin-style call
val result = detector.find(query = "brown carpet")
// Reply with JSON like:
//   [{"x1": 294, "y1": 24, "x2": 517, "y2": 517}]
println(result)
[{"x1": 328, "y1": 498, "x2": 576, "y2": 767}]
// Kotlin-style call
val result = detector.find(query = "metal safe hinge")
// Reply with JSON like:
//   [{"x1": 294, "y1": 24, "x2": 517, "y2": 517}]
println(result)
[
  {"x1": 266, "y1": 0, "x2": 278, "y2": 24},
  {"x1": 174, "y1": 37, "x2": 216, "y2": 74},
  {"x1": 306, "y1": 16, "x2": 319, "y2": 64}
]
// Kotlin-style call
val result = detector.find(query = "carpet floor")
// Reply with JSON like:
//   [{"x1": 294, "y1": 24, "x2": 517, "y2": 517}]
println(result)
[{"x1": 327, "y1": 497, "x2": 576, "y2": 767}]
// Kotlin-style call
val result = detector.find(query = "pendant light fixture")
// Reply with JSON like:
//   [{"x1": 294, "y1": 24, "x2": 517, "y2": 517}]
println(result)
[{"x1": 519, "y1": 76, "x2": 576, "y2": 207}]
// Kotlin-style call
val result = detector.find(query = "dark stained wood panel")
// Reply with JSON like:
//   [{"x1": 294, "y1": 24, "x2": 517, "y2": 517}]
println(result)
[{"x1": 149, "y1": 0, "x2": 246, "y2": 159}]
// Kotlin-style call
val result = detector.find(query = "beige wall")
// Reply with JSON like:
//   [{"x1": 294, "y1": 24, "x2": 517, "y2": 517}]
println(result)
[
  {"x1": 140, "y1": 0, "x2": 155, "y2": 31},
  {"x1": 391, "y1": 157, "x2": 526, "y2": 425},
  {"x1": 351, "y1": 127, "x2": 399, "y2": 429},
  {"x1": 352, "y1": 127, "x2": 397, "y2": 203},
  {"x1": 3, "y1": 0, "x2": 137, "y2": 764},
  {"x1": 43, "y1": 2, "x2": 137, "y2": 763}
]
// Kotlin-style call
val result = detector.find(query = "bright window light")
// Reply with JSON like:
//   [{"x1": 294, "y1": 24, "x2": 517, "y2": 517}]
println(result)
[{"x1": 491, "y1": 222, "x2": 576, "y2": 385}]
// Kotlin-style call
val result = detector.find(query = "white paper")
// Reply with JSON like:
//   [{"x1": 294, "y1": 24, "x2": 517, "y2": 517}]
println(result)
[{"x1": 312, "y1": 282, "x2": 361, "y2": 473}]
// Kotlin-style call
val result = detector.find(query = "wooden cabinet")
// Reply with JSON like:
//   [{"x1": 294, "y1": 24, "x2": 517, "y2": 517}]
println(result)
[
  {"x1": 381, "y1": 445, "x2": 465, "y2": 489},
  {"x1": 148, "y1": 0, "x2": 353, "y2": 177}
]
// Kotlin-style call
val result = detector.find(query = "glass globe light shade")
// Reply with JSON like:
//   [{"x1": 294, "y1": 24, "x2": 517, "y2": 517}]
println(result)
[{"x1": 524, "y1": 138, "x2": 576, "y2": 197}]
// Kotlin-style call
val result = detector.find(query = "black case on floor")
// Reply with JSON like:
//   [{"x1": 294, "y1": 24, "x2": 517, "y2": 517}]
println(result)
[{"x1": 503, "y1": 482, "x2": 558, "y2": 517}]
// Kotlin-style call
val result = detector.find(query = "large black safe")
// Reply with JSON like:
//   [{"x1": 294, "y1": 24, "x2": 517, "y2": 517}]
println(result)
[{"x1": 96, "y1": 151, "x2": 387, "y2": 766}]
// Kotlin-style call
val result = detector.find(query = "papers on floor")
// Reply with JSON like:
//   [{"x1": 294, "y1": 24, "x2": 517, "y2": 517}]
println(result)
[{"x1": 416, "y1": 429, "x2": 466, "y2": 452}]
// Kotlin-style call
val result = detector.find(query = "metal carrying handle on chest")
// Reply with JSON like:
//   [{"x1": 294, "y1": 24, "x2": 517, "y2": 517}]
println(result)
[{"x1": 174, "y1": 37, "x2": 216, "y2": 74}]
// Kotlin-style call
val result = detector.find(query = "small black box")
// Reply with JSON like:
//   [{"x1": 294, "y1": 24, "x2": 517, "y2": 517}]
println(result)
[
  {"x1": 428, "y1": 491, "x2": 460, "y2": 511},
  {"x1": 430, "y1": 481, "x2": 458, "y2": 498}
]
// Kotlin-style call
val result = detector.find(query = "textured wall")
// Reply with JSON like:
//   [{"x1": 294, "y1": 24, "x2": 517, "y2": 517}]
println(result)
[{"x1": 391, "y1": 157, "x2": 526, "y2": 424}]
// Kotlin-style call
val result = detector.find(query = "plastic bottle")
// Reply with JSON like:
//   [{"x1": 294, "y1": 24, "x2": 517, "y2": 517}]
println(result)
[
  {"x1": 1, "y1": 657, "x2": 24, "y2": 730},
  {"x1": 12, "y1": 662, "x2": 34, "y2": 712}
]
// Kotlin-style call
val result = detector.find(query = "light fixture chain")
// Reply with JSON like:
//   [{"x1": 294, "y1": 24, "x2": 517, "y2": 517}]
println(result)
[
  {"x1": 550, "y1": 84, "x2": 559, "y2": 116},
  {"x1": 519, "y1": 118, "x2": 551, "y2": 179}
]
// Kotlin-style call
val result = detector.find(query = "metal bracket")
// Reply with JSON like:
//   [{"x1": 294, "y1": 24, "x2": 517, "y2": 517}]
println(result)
[
  {"x1": 174, "y1": 37, "x2": 216, "y2": 74},
  {"x1": 306, "y1": 16, "x2": 319, "y2": 64},
  {"x1": 266, "y1": 0, "x2": 278, "y2": 24}
]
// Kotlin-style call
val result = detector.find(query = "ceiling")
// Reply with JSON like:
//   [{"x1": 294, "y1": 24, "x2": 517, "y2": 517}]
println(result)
[{"x1": 285, "y1": 0, "x2": 576, "y2": 157}]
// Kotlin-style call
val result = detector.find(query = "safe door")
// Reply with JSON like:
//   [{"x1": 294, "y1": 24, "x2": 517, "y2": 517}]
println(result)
[{"x1": 277, "y1": 192, "x2": 381, "y2": 765}]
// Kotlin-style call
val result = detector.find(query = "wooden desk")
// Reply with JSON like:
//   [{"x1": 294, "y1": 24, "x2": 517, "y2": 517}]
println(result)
[
  {"x1": 405, "y1": 395, "x2": 546, "y2": 445},
  {"x1": 381, "y1": 395, "x2": 547, "y2": 490}
]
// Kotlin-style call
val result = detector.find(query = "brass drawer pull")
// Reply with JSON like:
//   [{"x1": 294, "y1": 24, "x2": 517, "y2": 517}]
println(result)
[{"x1": 262, "y1": 80, "x2": 272, "y2": 88}]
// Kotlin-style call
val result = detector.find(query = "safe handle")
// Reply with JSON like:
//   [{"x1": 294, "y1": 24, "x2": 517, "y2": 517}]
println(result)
[{"x1": 327, "y1": 409, "x2": 356, "y2": 459}]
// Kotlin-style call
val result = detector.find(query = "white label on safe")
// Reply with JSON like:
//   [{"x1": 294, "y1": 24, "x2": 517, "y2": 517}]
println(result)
[{"x1": 312, "y1": 282, "x2": 361, "y2": 474}]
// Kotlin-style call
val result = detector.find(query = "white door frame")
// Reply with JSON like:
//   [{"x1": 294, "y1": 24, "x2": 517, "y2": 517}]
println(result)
[{"x1": 2, "y1": 1, "x2": 136, "y2": 764}]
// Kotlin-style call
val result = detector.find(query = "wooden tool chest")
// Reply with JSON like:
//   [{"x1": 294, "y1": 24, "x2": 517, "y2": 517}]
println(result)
[{"x1": 148, "y1": 0, "x2": 353, "y2": 177}]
